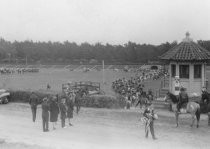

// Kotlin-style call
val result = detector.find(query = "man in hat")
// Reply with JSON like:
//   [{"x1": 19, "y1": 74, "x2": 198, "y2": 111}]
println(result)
[
  {"x1": 75, "y1": 90, "x2": 82, "y2": 114},
  {"x1": 42, "y1": 97, "x2": 50, "y2": 132},
  {"x1": 66, "y1": 92, "x2": 74, "y2": 126},
  {"x1": 59, "y1": 98, "x2": 67, "y2": 128},
  {"x1": 177, "y1": 87, "x2": 189, "y2": 112},
  {"x1": 29, "y1": 92, "x2": 39, "y2": 122}
]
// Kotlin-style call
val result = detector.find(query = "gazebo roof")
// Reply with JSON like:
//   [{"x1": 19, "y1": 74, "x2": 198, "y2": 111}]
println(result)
[{"x1": 160, "y1": 32, "x2": 210, "y2": 61}]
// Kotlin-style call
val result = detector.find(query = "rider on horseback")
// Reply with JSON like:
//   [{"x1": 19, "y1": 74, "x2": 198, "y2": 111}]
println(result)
[
  {"x1": 201, "y1": 87, "x2": 210, "y2": 105},
  {"x1": 177, "y1": 87, "x2": 189, "y2": 112}
]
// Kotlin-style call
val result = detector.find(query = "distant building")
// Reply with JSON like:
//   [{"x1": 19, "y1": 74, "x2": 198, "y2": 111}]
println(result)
[{"x1": 160, "y1": 32, "x2": 210, "y2": 96}]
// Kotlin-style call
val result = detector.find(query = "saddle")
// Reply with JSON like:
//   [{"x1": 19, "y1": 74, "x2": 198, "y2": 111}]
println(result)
[{"x1": 179, "y1": 102, "x2": 188, "y2": 113}]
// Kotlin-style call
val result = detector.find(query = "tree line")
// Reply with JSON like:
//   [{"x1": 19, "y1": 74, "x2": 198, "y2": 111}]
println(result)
[{"x1": 0, "y1": 38, "x2": 210, "y2": 64}]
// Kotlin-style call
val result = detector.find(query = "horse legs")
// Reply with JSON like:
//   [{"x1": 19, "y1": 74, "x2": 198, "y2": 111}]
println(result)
[
  {"x1": 175, "y1": 112, "x2": 179, "y2": 127},
  {"x1": 191, "y1": 115, "x2": 195, "y2": 128},
  {"x1": 195, "y1": 108, "x2": 200, "y2": 128}
]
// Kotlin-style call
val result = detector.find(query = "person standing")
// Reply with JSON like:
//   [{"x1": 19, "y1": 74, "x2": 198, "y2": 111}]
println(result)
[
  {"x1": 47, "y1": 83, "x2": 51, "y2": 90},
  {"x1": 59, "y1": 98, "x2": 67, "y2": 128},
  {"x1": 147, "y1": 89, "x2": 154, "y2": 102},
  {"x1": 75, "y1": 90, "x2": 82, "y2": 114},
  {"x1": 66, "y1": 93, "x2": 74, "y2": 126},
  {"x1": 29, "y1": 92, "x2": 39, "y2": 122},
  {"x1": 143, "y1": 106, "x2": 158, "y2": 140},
  {"x1": 49, "y1": 96, "x2": 59, "y2": 130},
  {"x1": 42, "y1": 97, "x2": 50, "y2": 132}
]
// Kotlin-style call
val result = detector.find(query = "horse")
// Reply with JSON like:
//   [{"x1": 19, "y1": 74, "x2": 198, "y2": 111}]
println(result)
[
  {"x1": 201, "y1": 91, "x2": 210, "y2": 126},
  {"x1": 165, "y1": 92, "x2": 200, "y2": 128}
]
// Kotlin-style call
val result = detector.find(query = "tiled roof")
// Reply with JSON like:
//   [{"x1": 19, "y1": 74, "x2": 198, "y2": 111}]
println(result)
[{"x1": 160, "y1": 34, "x2": 210, "y2": 61}]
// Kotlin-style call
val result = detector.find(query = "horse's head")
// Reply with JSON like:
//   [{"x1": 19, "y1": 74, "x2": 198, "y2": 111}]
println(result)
[
  {"x1": 165, "y1": 92, "x2": 170, "y2": 102},
  {"x1": 165, "y1": 92, "x2": 178, "y2": 104},
  {"x1": 201, "y1": 91, "x2": 210, "y2": 105}
]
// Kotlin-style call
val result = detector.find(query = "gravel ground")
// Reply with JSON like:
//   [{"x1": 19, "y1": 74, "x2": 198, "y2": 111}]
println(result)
[{"x1": 0, "y1": 103, "x2": 209, "y2": 149}]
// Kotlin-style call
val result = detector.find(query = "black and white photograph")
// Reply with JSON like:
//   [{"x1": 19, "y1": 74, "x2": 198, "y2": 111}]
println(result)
[{"x1": 0, "y1": 0, "x2": 209, "y2": 149}]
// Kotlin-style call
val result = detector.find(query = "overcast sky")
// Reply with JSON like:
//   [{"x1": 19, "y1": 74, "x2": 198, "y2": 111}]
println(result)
[{"x1": 0, "y1": 0, "x2": 209, "y2": 45}]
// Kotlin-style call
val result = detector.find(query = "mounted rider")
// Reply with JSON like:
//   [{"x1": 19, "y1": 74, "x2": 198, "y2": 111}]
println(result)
[
  {"x1": 177, "y1": 87, "x2": 189, "y2": 112},
  {"x1": 201, "y1": 87, "x2": 210, "y2": 105}
]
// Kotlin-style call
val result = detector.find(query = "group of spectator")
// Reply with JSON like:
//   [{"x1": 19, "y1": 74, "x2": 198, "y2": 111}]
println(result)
[
  {"x1": 0, "y1": 67, "x2": 39, "y2": 75},
  {"x1": 29, "y1": 90, "x2": 83, "y2": 132},
  {"x1": 112, "y1": 69, "x2": 161, "y2": 109},
  {"x1": 112, "y1": 68, "x2": 168, "y2": 96},
  {"x1": 16, "y1": 68, "x2": 39, "y2": 74},
  {"x1": 112, "y1": 77, "x2": 144, "y2": 96},
  {"x1": 0, "y1": 68, "x2": 15, "y2": 74}
]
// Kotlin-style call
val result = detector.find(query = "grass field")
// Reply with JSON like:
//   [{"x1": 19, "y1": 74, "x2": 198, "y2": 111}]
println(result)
[
  {"x1": 0, "y1": 67, "x2": 210, "y2": 96},
  {"x1": 0, "y1": 68, "x2": 162, "y2": 96}
]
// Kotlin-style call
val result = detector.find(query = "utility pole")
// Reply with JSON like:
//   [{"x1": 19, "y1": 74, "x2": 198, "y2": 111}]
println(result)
[
  {"x1": 26, "y1": 55, "x2": 28, "y2": 65},
  {"x1": 8, "y1": 53, "x2": 11, "y2": 64},
  {"x1": 102, "y1": 60, "x2": 105, "y2": 84}
]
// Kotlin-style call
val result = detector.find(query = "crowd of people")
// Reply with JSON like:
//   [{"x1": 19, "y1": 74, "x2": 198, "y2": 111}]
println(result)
[
  {"x1": 112, "y1": 68, "x2": 167, "y2": 95},
  {"x1": 112, "y1": 76, "x2": 144, "y2": 95},
  {"x1": 0, "y1": 67, "x2": 39, "y2": 75},
  {"x1": 16, "y1": 68, "x2": 39, "y2": 74},
  {"x1": 29, "y1": 90, "x2": 83, "y2": 132}
]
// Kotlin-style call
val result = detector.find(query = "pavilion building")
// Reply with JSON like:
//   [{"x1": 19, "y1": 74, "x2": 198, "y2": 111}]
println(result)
[{"x1": 160, "y1": 32, "x2": 210, "y2": 96}]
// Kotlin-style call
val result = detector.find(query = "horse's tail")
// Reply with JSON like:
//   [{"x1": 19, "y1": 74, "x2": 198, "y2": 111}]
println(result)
[{"x1": 195, "y1": 105, "x2": 201, "y2": 122}]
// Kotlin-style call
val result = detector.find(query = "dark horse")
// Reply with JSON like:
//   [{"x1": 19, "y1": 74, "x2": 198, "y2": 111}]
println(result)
[
  {"x1": 165, "y1": 92, "x2": 200, "y2": 128},
  {"x1": 201, "y1": 91, "x2": 210, "y2": 126}
]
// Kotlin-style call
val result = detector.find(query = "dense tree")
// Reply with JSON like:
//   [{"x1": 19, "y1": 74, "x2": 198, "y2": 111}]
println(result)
[{"x1": 0, "y1": 38, "x2": 208, "y2": 64}]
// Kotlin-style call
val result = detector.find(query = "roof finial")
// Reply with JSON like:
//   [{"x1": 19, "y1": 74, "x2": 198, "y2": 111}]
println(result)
[
  {"x1": 183, "y1": 31, "x2": 192, "y2": 42},
  {"x1": 186, "y1": 32, "x2": 190, "y2": 38}
]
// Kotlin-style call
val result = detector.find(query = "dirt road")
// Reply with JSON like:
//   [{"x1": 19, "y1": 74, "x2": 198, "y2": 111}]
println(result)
[{"x1": 0, "y1": 103, "x2": 209, "y2": 149}]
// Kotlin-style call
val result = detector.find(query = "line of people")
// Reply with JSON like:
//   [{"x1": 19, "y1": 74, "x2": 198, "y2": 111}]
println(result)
[
  {"x1": 29, "y1": 90, "x2": 82, "y2": 132},
  {"x1": 0, "y1": 67, "x2": 39, "y2": 75}
]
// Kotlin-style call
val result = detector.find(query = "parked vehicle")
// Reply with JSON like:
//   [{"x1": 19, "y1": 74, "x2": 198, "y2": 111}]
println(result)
[{"x1": 0, "y1": 89, "x2": 10, "y2": 104}]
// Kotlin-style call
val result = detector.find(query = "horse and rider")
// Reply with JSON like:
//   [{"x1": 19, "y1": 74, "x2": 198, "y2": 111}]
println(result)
[
  {"x1": 166, "y1": 87, "x2": 210, "y2": 127},
  {"x1": 201, "y1": 88, "x2": 210, "y2": 126}
]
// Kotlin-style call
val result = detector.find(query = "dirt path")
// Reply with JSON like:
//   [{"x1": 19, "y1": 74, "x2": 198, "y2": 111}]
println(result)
[{"x1": 0, "y1": 103, "x2": 210, "y2": 149}]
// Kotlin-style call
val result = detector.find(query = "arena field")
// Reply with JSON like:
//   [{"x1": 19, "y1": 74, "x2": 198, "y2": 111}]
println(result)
[
  {"x1": 0, "y1": 65, "x2": 210, "y2": 96},
  {"x1": 0, "y1": 67, "x2": 162, "y2": 95},
  {"x1": 0, "y1": 66, "x2": 210, "y2": 149}
]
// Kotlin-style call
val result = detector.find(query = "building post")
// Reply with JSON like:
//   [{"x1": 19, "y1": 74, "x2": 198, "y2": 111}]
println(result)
[
  {"x1": 168, "y1": 63, "x2": 171, "y2": 92},
  {"x1": 202, "y1": 63, "x2": 205, "y2": 88}
]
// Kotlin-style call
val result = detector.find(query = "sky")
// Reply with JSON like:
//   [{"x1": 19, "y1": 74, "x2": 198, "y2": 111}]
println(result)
[{"x1": 0, "y1": 0, "x2": 209, "y2": 45}]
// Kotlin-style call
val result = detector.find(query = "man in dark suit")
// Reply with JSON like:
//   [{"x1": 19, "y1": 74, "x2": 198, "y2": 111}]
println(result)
[
  {"x1": 66, "y1": 93, "x2": 74, "y2": 126},
  {"x1": 59, "y1": 98, "x2": 67, "y2": 128},
  {"x1": 29, "y1": 92, "x2": 39, "y2": 122},
  {"x1": 42, "y1": 97, "x2": 50, "y2": 132}
]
